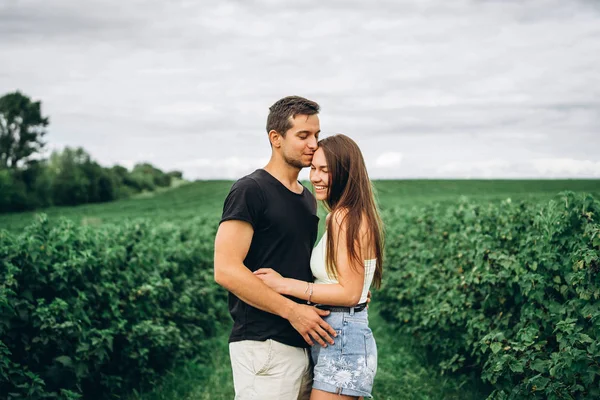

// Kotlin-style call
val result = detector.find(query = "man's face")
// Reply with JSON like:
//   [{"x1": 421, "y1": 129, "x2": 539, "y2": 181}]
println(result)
[{"x1": 280, "y1": 114, "x2": 320, "y2": 169}]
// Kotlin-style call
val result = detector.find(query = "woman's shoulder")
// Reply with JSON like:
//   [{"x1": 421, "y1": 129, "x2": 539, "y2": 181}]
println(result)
[
  {"x1": 329, "y1": 208, "x2": 368, "y2": 230},
  {"x1": 325, "y1": 212, "x2": 332, "y2": 225},
  {"x1": 329, "y1": 208, "x2": 350, "y2": 225}
]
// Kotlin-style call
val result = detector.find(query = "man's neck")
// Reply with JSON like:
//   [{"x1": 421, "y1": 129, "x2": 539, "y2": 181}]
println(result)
[{"x1": 263, "y1": 158, "x2": 303, "y2": 193}]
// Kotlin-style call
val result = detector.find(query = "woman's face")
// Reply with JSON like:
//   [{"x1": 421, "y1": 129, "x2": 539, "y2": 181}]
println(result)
[{"x1": 309, "y1": 147, "x2": 330, "y2": 201}]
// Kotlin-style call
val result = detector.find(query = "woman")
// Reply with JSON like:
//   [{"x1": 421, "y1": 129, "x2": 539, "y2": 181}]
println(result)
[{"x1": 254, "y1": 134, "x2": 384, "y2": 399}]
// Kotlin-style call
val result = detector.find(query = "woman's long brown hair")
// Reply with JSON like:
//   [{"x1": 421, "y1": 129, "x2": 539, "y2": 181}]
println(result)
[{"x1": 319, "y1": 134, "x2": 384, "y2": 288}]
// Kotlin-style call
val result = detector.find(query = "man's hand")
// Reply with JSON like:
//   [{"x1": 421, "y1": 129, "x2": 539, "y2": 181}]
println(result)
[{"x1": 287, "y1": 304, "x2": 337, "y2": 347}]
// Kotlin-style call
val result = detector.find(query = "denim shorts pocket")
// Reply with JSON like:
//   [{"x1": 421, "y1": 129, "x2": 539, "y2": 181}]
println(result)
[
  {"x1": 344, "y1": 316, "x2": 368, "y2": 324},
  {"x1": 329, "y1": 329, "x2": 343, "y2": 351},
  {"x1": 341, "y1": 323, "x2": 367, "y2": 356},
  {"x1": 312, "y1": 329, "x2": 342, "y2": 363},
  {"x1": 364, "y1": 331, "x2": 378, "y2": 375}
]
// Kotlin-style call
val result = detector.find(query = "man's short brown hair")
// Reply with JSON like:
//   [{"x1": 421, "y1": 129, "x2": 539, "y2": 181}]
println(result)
[{"x1": 266, "y1": 96, "x2": 320, "y2": 137}]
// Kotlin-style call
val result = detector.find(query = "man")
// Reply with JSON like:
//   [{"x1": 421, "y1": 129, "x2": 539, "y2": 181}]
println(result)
[{"x1": 214, "y1": 96, "x2": 337, "y2": 400}]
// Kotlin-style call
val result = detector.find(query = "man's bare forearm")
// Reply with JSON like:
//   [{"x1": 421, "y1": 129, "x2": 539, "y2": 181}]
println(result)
[{"x1": 215, "y1": 261, "x2": 296, "y2": 319}]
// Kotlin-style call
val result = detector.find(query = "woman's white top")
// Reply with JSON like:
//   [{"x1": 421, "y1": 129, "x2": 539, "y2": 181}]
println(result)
[{"x1": 310, "y1": 230, "x2": 376, "y2": 304}]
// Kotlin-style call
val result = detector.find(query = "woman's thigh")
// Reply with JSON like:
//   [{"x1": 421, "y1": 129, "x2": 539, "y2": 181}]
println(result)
[{"x1": 310, "y1": 389, "x2": 363, "y2": 400}]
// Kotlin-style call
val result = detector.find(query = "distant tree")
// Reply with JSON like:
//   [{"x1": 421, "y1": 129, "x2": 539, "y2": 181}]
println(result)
[
  {"x1": 132, "y1": 162, "x2": 172, "y2": 187},
  {"x1": 0, "y1": 91, "x2": 49, "y2": 169},
  {"x1": 107, "y1": 164, "x2": 136, "y2": 198},
  {"x1": 50, "y1": 147, "x2": 92, "y2": 205},
  {"x1": 0, "y1": 169, "x2": 27, "y2": 211},
  {"x1": 48, "y1": 147, "x2": 119, "y2": 206},
  {"x1": 126, "y1": 170, "x2": 156, "y2": 192},
  {"x1": 167, "y1": 170, "x2": 184, "y2": 180},
  {"x1": 111, "y1": 165, "x2": 129, "y2": 181},
  {"x1": 13, "y1": 160, "x2": 53, "y2": 209}
]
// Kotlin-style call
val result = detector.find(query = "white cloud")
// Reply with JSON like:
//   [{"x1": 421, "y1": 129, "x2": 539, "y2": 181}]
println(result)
[
  {"x1": 152, "y1": 102, "x2": 217, "y2": 117},
  {"x1": 532, "y1": 158, "x2": 600, "y2": 177},
  {"x1": 375, "y1": 152, "x2": 403, "y2": 168},
  {"x1": 435, "y1": 158, "x2": 600, "y2": 178},
  {"x1": 437, "y1": 159, "x2": 513, "y2": 178},
  {"x1": 176, "y1": 156, "x2": 269, "y2": 180},
  {"x1": 117, "y1": 159, "x2": 135, "y2": 170}
]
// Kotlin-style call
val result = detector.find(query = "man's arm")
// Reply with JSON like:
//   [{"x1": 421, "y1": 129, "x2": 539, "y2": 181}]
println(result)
[{"x1": 214, "y1": 219, "x2": 337, "y2": 346}]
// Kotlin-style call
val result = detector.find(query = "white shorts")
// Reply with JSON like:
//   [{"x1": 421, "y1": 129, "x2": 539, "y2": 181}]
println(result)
[{"x1": 229, "y1": 339, "x2": 313, "y2": 400}]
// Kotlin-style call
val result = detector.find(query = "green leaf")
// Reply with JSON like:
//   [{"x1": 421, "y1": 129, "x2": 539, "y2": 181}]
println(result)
[
  {"x1": 529, "y1": 375, "x2": 550, "y2": 390},
  {"x1": 491, "y1": 342, "x2": 502, "y2": 354},
  {"x1": 509, "y1": 358, "x2": 525, "y2": 373},
  {"x1": 54, "y1": 355, "x2": 73, "y2": 367},
  {"x1": 578, "y1": 333, "x2": 593, "y2": 343},
  {"x1": 530, "y1": 359, "x2": 549, "y2": 373}
]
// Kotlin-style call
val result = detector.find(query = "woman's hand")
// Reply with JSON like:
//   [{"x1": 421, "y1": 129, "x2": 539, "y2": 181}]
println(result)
[{"x1": 254, "y1": 268, "x2": 289, "y2": 294}]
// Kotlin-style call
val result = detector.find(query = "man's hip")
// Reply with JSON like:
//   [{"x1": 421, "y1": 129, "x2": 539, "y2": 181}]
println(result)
[{"x1": 229, "y1": 339, "x2": 313, "y2": 400}]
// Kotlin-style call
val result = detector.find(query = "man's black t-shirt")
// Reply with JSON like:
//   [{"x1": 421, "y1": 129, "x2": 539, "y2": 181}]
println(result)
[{"x1": 219, "y1": 169, "x2": 318, "y2": 348}]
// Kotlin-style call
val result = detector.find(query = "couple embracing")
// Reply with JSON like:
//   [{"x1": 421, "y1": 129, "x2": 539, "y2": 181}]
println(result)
[{"x1": 214, "y1": 95, "x2": 384, "y2": 400}]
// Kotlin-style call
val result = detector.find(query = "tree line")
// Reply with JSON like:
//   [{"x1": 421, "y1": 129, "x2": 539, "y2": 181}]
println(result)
[{"x1": 0, "y1": 91, "x2": 183, "y2": 213}]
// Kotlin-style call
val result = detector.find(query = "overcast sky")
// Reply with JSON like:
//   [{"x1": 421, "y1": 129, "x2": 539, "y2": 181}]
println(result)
[{"x1": 1, "y1": 0, "x2": 599, "y2": 179}]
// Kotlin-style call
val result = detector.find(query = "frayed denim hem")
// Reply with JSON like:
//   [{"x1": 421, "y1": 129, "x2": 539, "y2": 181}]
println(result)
[{"x1": 312, "y1": 379, "x2": 373, "y2": 398}]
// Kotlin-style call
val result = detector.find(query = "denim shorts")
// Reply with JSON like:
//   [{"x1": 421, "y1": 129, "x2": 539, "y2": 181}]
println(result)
[{"x1": 311, "y1": 308, "x2": 377, "y2": 398}]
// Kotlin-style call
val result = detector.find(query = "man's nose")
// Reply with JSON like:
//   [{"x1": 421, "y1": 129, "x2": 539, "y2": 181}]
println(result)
[{"x1": 307, "y1": 135, "x2": 318, "y2": 150}]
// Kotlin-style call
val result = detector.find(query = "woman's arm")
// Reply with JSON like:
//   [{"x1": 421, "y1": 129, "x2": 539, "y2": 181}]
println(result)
[
  {"x1": 255, "y1": 210, "x2": 368, "y2": 307},
  {"x1": 288, "y1": 277, "x2": 364, "y2": 307}
]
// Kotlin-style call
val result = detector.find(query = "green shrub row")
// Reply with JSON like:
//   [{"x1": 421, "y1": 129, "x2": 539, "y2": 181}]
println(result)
[
  {"x1": 378, "y1": 192, "x2": 600, "y2": 399},
  {"x1": 0, "y1": 149, "x2": 182, "y2": 213},
  {"x1": 0, "y1": 215, "x2": 228, "y2": 399}
]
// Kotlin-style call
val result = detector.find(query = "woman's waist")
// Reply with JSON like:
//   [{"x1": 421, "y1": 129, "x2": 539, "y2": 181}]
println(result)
[
  {"x1": 316, "y1": 302, "x2": 367, "y2": 313},
  {"x1": 318, "y1": 305, "x2": 369, "y2": 327}
]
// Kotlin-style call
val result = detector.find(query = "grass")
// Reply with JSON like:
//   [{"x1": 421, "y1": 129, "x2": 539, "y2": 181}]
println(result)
[
  {"x1": 125, "y1": 306, "x2": 490, "y2": 400},
  {"x1": 373, "y1": 179, "x2": 600, "y2": 211},
  {"x1": 1, "y1": 179, "x2": 598, "y2": 232},
  {"x1": 127, "y1": 326, "x2": 235, "y2": 400},
  {"x1": 0, "y1": 180, "x2": 233, "y2": 231}
]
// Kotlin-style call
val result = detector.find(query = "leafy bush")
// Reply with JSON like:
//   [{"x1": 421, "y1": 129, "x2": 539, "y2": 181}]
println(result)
[
  {"x1": 378, "y1": 192, "x2": 600, "y2": 399},
  {"x1": 131, "y1": 163, "x2": 172, "y2": 189},
  {"x1": 0, "y1": 215, "x2": 228, "y2": 399}
]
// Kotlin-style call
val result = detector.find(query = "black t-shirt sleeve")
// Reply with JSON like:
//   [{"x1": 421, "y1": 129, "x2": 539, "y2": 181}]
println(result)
[{"x1": 220, "y1": 177, "x2": 264, "y2": 229}]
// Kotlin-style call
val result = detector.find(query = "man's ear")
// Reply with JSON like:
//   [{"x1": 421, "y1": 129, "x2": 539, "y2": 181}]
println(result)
[{"x1": 269, "y1": 130, "x2": 282, "y2": 148}]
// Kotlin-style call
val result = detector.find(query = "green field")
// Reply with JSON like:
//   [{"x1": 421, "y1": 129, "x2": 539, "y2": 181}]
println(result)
[
  {"x1": 2, "y1": 179, "x2": 599, "y2": 399},
  {"x1": 1, "y1": 179, "x2": 598, "y2": 232}
]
